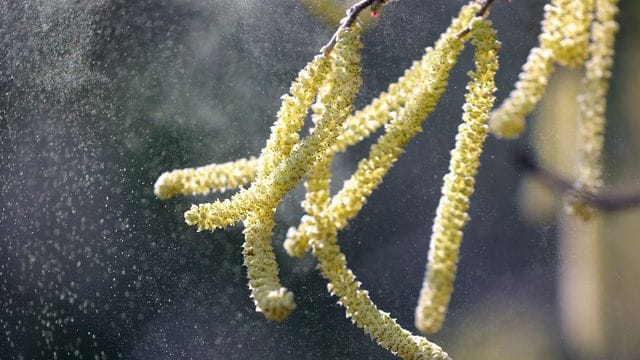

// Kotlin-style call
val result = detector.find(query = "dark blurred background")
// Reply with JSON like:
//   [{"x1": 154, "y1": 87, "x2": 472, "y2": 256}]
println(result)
[{"x1": 1, "y1": 0, "x2": 639, "y2": 358}]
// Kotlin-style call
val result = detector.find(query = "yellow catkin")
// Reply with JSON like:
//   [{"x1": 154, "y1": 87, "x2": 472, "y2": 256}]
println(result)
[
  {"x1": 184, "y1": 25, "x2": 362, "y2": 233},
  {"x1": 182, "y1": 25, "x2": 363, "y2": 321},
  {"x1": 165, "y1": 1, "x2": 479, "y2": 206},
  {"x1": 153, "y1": 157, "x2": 258, "y2": 200},
  {"x1": 257, "y1": 54, "x2": 331, "y2": 179},
  {"x1": 154, "y1": 55, "x2": 329, "y2": 202},
  {"x1": 307, "y1": 18, "x2": 500, "y2": 357},
  {"x1": 312, "y1": 221, "x2": 452, "y2": 360},
  {"x1": 489, "y1": 0, "x2": 594, "y2": 139},
  {"x1": 284, "y1": 1, "x2": 482, "y2": 258},
  {"x1": 303, "y1": 81, "x2": 333, "y2": 220},
  {"x1": 568, "y1": 0, "x2": 619, "y2": 220},
  {"x1": 547, "y1": 0, "x2": 594, "y2": 68},
  {"x1": 285, "y1": 159, "x2": 332, "y2": 257},
  {"x1": 333, "y1": 3, "x2": 480, "y2": 154},
  {"x1": 284, "y1": 76, "x2": 335, "y2": 257},
  {"x1": 415, "y1": 19, "x2": 500, "y2": 335},
  {"x1": 243, "y1": 208, "x2": 296, "y2": 321}
]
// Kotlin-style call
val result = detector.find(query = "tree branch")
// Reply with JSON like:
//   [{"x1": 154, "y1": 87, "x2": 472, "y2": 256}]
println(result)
[
  {"x1": 515, "y1": 151, "x2": 640, "y2": 212},
  {"x1": 321, "y1": 0, "x2": 387, "y2": 54},
  {"x1": 457, "y1": 0, "x2": 497, "y2": 38}
]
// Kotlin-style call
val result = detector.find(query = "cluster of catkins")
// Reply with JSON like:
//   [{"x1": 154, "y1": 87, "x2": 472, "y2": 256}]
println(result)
[{"x1": 154, "y1": 0, "x2": 618, "y2": 358}]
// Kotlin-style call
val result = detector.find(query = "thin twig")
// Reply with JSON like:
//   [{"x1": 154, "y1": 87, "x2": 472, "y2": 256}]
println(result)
[
  {"x1": 515, "y1": 151, "x2": 640, "y2": 212},
  {"x1": 456, "y1": 0, "x2": 497, "y2": 38},
  {"x1": 321, "y1": 0, "x2": 385, "y2": 55}
]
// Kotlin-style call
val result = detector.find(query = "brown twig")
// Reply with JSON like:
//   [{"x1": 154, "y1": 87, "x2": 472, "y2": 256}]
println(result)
[
  {"x1": 321, "y1": 0, "x2": 387, "y2": 55},
  {"x1": 456, "y1": 0, "x2": 497, "y2": 38},
  {"x1": 516, "y1": 151, "x2": 640, "y2": 212}
]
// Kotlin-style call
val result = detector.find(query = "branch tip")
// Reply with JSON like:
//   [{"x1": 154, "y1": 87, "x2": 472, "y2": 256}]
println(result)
[
  {"x1": 322, "y1": 0, "x2": 388, "y2": 54},
  {"x1": 456, "y1": 0, "x2": 497, "y2": 38}
]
